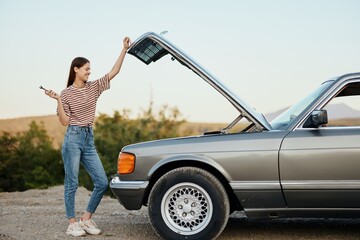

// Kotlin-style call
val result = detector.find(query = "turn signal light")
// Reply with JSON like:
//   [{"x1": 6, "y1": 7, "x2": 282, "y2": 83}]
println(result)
[{"x1": 118, "y1": 152, "x2": 135, "y2": 174}]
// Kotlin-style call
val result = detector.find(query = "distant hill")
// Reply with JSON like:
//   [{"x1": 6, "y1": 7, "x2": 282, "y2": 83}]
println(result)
[
  {"x1": 0, "y1": 115, "x2": 225, "y2": 148},
  {"x1": 265, "y1": 103, "x2": 360, "y2": 122},
  {"x1": 0, "y1": 115, "x2": 66, "y2": 148},
  {"x1": 325, "y1": 103, "x2": 360, "y2": 119},
  {"x1": 265, "y1": 108, "x2": 288, "y2": 122},
  {"x1": 1, "y1": 104, "x2": 359, "y2": 148}
]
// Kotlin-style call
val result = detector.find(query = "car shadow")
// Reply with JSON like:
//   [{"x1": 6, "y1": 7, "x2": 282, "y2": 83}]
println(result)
[{"x1": 219, "y1": 214, "x2": 360, "y2": 240}]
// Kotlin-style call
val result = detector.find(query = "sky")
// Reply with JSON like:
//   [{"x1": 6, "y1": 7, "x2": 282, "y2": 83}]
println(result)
[{"x1": 1, "y1": 0, "x2": 360, "y2": 123}]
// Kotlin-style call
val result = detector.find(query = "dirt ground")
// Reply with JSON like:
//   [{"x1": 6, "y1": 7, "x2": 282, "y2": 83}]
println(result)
[{"x1": 1, "y1": 186, "x2": 360, "y2": 240}]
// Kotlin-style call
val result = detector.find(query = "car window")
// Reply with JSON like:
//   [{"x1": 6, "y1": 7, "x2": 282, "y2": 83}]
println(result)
[{"x1": 322, "y1": 82, "x2": 360, "y2": 127}]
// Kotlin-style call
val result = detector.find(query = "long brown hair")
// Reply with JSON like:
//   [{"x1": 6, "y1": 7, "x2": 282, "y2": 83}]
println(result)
[{"x1": 66, "y1": 57, "x2": 90, "y2": 87}]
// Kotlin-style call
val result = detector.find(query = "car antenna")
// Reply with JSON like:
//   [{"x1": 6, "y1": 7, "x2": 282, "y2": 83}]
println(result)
[{"x1": 160, "y1": 30, "x2": 168, "y2": 35}]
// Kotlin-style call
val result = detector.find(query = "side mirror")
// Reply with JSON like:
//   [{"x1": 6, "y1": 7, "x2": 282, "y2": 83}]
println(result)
[
  {"x1": 303, "y1": 109, "x2": 328, "y2": 128},
  {"x1": 311, "y1": 110, "x2": 328, "y2": 127}
]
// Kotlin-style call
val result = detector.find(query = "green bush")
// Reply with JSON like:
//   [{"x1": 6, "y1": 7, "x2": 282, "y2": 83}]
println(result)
[{"x1": 0, "y1": 122, "x2": 62, "y2": 191}]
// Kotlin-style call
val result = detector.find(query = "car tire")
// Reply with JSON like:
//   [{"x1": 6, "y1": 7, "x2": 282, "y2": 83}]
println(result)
[{"x1": 148, "y1": 166, "x2": 230, "y2": 240}]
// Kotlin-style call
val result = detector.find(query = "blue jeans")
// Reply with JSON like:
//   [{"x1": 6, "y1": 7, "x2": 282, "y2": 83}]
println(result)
[{"x1": 61, "y1": 125, "x2": 108, "y2": 219}]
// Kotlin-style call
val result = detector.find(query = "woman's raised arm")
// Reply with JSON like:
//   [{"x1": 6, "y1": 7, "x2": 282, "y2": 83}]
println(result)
[{"x1": 108, "y1": 37, "x2": 131, "y2": 81}]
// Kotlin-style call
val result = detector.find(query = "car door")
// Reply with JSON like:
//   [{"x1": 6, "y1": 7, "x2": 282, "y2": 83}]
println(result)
[{"x1": 279, "y1": 81, "x2": 360, "y2": 208}]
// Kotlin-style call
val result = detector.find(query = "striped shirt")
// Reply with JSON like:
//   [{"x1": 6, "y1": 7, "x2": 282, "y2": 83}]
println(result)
[{"x1": 58, "y1": 74, "x2": 110, "y2": 127}]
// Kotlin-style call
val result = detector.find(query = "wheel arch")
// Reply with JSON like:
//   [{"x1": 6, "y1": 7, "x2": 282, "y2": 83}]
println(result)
[{"x1": 143, "y1": 157, "x2": 242, "y2": 212}]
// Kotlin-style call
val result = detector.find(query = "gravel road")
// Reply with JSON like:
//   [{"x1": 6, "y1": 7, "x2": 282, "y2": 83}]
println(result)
[{"x1": 1, "y1": 186, "x2": 359, "y2": 240}]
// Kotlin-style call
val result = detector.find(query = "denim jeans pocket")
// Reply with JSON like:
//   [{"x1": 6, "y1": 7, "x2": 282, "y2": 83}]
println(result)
[
  {"x1": 67, "y1": 126, "x2": 80, "y2": 134},
  {"x1": 64, "y1": 126, "x2": 82, "y2": 147}
]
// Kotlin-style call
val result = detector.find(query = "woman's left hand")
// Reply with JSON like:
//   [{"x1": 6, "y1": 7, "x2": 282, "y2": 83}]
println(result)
[{"x1": 123, "y1": 37, "x2": 131, "y2": 50}]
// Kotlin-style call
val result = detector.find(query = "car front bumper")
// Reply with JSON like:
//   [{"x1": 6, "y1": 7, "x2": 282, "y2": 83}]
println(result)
[{"x1": 109, "y1": 176, "x2": 149, "y2": 210}]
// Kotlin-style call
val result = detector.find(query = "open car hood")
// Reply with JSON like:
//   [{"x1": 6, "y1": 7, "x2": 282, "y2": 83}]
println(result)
[{"x1": 128, "y1": 32, "x2": 272, "y2": 132}]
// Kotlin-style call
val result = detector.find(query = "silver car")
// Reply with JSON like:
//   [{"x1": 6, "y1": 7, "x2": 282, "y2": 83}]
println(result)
[{"x1": 110, "y1": 32, "x2": 360, "y2": 240}]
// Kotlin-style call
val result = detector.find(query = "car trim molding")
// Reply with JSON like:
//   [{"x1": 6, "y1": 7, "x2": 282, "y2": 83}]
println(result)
[
  {"x1": 295, "y1": 126, "x2": 360, "y2": 131},
  {"x1": 281, "y1": 180, "x2": 360, "y2": 190},
  {"x1": 230, "y1": 181, "x2": 281, "y2": 190}
]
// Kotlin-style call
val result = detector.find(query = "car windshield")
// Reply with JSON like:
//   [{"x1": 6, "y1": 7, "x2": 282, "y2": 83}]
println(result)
[{"x1": 270, "y1": 81, "x2": 333, "y2": 130}]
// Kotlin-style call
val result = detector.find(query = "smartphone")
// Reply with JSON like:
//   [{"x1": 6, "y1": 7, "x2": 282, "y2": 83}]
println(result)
[{"x1": 39, "y1": 85, "x2": 48, "y2": 92}]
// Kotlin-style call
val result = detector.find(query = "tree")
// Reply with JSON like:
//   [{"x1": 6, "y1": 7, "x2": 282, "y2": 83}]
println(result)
[
  {"x1": 0, "y1": 121, "x2": 63, "y2": 191},
  {"x1": 0, "y1": 133, "x2": 22, "y2": 191},
  {"x1": 17, "y1": 121, "x2": 63, "y2": 189}
]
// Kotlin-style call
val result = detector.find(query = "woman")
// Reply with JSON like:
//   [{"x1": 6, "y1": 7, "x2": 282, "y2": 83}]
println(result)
[{"x1": 45, "y1": 37, "x2": 131, "y2": 237}]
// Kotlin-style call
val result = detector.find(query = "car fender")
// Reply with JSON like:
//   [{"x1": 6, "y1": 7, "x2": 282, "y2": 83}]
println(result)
[{"x1": 147, "y1": 154, "x2": 232, "y2": 181}]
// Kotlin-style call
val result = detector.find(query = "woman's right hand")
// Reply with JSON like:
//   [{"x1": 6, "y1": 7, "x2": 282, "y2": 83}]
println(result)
[{"x1": 45, "y1": 90, "x2": 60, "y2": 100}]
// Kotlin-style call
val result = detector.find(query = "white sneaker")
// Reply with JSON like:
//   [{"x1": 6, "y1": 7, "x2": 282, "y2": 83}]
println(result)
[
  {"x1": 66, "y1": 222, "x2": 86, "y2": 237},
  {"x1": 79, "y1": 219, "x2": 101, "y2": 235}
]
